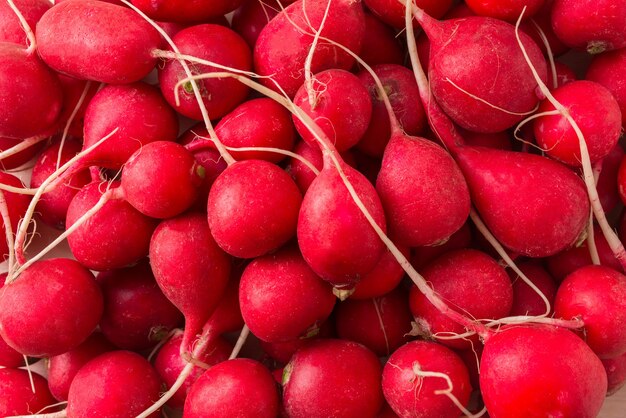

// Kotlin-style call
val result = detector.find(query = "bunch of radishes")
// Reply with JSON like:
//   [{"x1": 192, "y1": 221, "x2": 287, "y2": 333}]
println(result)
[{"x1": 0, "y1": 0, "x2": 626, "y2": 417}]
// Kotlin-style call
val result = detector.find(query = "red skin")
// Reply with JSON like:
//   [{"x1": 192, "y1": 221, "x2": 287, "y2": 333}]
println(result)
[
  {"x1": 57, "y1": 75, "x2": 100, "y2": 138},
  {"x1": 603, "y1": 351, "x2": 626, "y2": 396},
  {"x1": 283, "y1": 339, "x2": 383, "y2": 418},
  {"x1": 66, "y1": 181, "x2": 158, "y2": 271},
  {"x1": 36, "y1": 0, "x2": 162, "y2": 83},
  {"x1": 0, "y1": 172, "x2": 31, "y2": 259},
  {"x1": 207, "y1": 160, "x2": 302, "y2": 258},
  {"x1": 0, "y1": 278, "x2": 22, "y2": 368},
  {"x1": 465, "y1": 0, "x2": 545, "y2": 22},
  {"x1": 203, "y1": 268, "x2": 245, "y2": 337},
  {"x1": 231, "y1": 0, "x2": 281, "y2": 48},
  {"x1": 409, "y1": 249, "x2": 513, "y2": 350},
  {"x1": 377, "y1": 132, "x2": 470, "y2": 246},
  {"x1": 534, "y1": 80, "x2": 622, "y2": 166},
  {"x1": 83, "y1": 82, "x2": 179, "y2": 170},
  {"x1": 215, "y1": 98, "x2": 296, "y2": 162},
  {"x1": 364, "y1": 0, "x2": 453, "y2": 28},
  {"x1": 0, "y1": 44, "x2": 62, "y2": 139},
  {"x1": 130, "y1": 0, "x2": 244, "y2": 23},
  {"x1": 519, "y1": 0, "x2": 568, "y2": 57},
  {"x1": 351, "y1": 245, "x2": 409, "y2": 299},
  {"x1": 121, "y1": 141, "x2": 203, "y2": 219},
  {"x1": 240, "y1": 247, "x2": 335, "y2": 342},
  {"x1": 357, "y1": 64, "x2": 427, "y2": 158},
  {"x1": 425, "y1": 16, "x2": 547, "y2": 133},
  {"x1": 587, "y1": 47, "x2": 626, "y2": 126},
  {"x1": 30, "y1": 138, "x2": 91, "y2": 230},
  {"x1": 0, "y1": 258, "x2": 103, "y2": 357},
  {"x1": 67, "y1": 351, "x2": 162, "y2": 418},
  {"x1": 551, "y1": 0, "x2": 626, "y2": 53},
  {"x1": 47, "y1": 333, "x2": 114, "y2": 401},
  {"x1": 455, "y1": 147, "x2": 589, "y2": 257},
  {"x1": 293, "y1": 69, "x2": 373, "y2": 152},
  {"x1": 184, "y1": 358, "x2": 279, "y2": 418},
  {"x1": 358, "y1": 13, "x2": 404, "y2": 67},
  {"x1": 336, "y1": 287, "x2": 413, "y2": 356},
  {"x1": 154, "y1": 332, "x2": 232, "y2": 409},
  {"x1": 149, "y1": 212, "x2": 232, "y2": 353},
  {"x1": 0, "y1": 369, "x2": 56, "y2": 416},
  {"x1": 254, "y1": 0, "x2": 365, "y2": 97},
  {"x1": 382, "y1": 341, "x2": 472, "y2": 418},
  {"x1": 259, "y1": 318, "x2": 336, "y2": 364},
  {"x1": 0, "y1": 0, "x2": 50, "y2": 46},
  {"x1": 297, "y1": 158, "x2": 387, "y2": 288},
  {"x1": 158, "y1": 24, "x2": 251, "y2": 121},
  {"x1": 411, "y1": 222, "x2": 472, "y2": 270},
  {"x1": 460, "y1": 129, "x2": 512, "y2": 150},
  {"x1": 97, "y1": 261, "x2": 183, "y2": 351},
  {"x1": 597, "y1": 144, "x2": 624, "y2": 213},
  {"x1": 480, "y1": 325, "x2": 607, "y2": 418},
  {"x1": 555, "y1": 265, "x2": 626, "y2": 358},
  {"x1": 554, "y1": 61, "x2": 577, "y2": 87},
  {"x1": 0, "y1": 136, "x2": 44, "y2": 170},
  {"x1": 508, "y1": 261, "x2": 557, "y2": 316}
]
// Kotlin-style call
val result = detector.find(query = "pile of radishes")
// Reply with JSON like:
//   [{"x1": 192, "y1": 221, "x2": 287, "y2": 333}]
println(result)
[{"x1": 1, "y1": 0, "x2": 626, "y2": 416}]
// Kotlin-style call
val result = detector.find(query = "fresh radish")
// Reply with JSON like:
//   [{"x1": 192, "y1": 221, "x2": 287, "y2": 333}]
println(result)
[
  {"x1": 508, "y1": 261, "x2": 557, "y2": 316},
  {"x1": 0, "y1": 277, "x2": 22, "y2": 368},
  {"x1": 351, "y1": 245, "x2": 409, "y2": 300},
  {"x1": 231, "y1": 0, "x2": 281, "y2": 48},
  {"x1": 597, "y1": 145, "x2": 625, "y2": 213},
  {"x1": 0, "y1": 0, "x2": 50, "y2": 46},
  {"x1": 259, "y1": 318, "x2": 336, "y2": 364},
  {"x1": 358, "y1": 12, "x2": 404, "y2": 66},
  {"x1": 0, "y1": 135, "x2": 45, "y2": 170},
  {"x1": 130, "y1": 0, "x2": 244, "y2": 23},
  {"x1": 586, "y1": 47, "x2": 626, "y2": 127},
  {"x1": 364, "y1": 0, "x2": 453, "y2": 28},
  {"x1": 603, "y1": 352, "x2": 626, "y2": 396},
  {"x1": 518, "y1": 0, "x2": 568, "y2": 57},
  {"x1": 0, "y1": 172, "x2": 31, "y2": 260},
  {"x1": 464, "y1": 0, "x2": 545, "y2": 22},
  {"x1": 411, "y1": 223, "x2": 472, "y2": 270},
  {"x1": 0, "y1": 258, "x2": 103, "y2": 357},
  {"x1": 0, "y1": 368, "x2": 56, "y2": 417},
  {"x1": 56, "y1": 75, "x2": 99, "y2": 139}
]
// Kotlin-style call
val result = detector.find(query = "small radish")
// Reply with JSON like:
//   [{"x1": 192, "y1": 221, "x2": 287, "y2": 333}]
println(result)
[
  {"x1": 464, "y1": 0, "x2": 545, "y2": 22},
  {"x1": 0, "y1": 258, "x2": 103, "y2": 357},
  {"x1": 231, "y1": 0, "x2": 282, "y2": 48},
  {"x1": 364, "y1": 0, "x2": 453, "y2": 28},
  {"x1": 130, "y1": 0, "x2": 244, "y2": 23},
  {"x1": 382, "y1": 340, "x2": 472, "y2": 418},
  {"x1": 0, "y1": 0, "x2": 50, "y2": 46},
  {"x1": 350, "y1": 244, "x2": 410, "y2": 300},
  {"x1": 0, "y1": 135, "x2": 45, "y2": 170},
  {"x1": 0, "y1": 368, "x2": 56, "y2": 416},
  {"x1": 596, "y1": 144, "x2": 625, "y2": 213},
  {"x1": 518, "y1": 0, "x2": 568, "y2": 57},
  {"x1": 0, "y1": 277, "x2": 22, "y2": 368},
  {"x1": 0, "y1": 171, "x2": 31, "y2": 260},
  {"x1": 603, "y1": 352, "x2": 626, "y2": 396},
  {"x1": 56, "y1": 75, "x2": 99, "y2": 139},
  {"x1": 282, "y1": 339, "x2": 384, "y2": 418},
  {"x1": 184, "y1": 358, "x2": 280, "y2": 418},
  {"x1": 508, "y1": 261, "x2": 557, "y2": 316},
  {"x1": 67, "y1": 350, "x2": 162, "y2": 418}
]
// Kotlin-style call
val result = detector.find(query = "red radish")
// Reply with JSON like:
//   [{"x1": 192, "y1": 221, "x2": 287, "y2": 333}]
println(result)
[
  {"x1": 158, "y1": 24, "x2": 251, "y2": 121},
  {"x1": 154, "y1": 331, "x2": 232, "y2": 409},
  {"x1": 130, "y1": 0, "x2": 244, "y2": 23},
  {"x1": 533, "y1": 80, "x2": 622, "y2": 166},
  {"x1": 336, "y1": 287, "x2": 412, "y2": 356},
  {"x1": 47, "y1": 332, "x2": 114, "y2": 401},
  {"x1": 231, "y1": 0, "x2": 281, "y2": 48},
  {"x1": 297, "y1": 156, "x2": 387, "y2": 288},
  {"x1": 56, "y1": 75, "x2": 99, "y2": 139},
  {"x1": 553, "y1": 61, "x2": 577, "y2": 87},
  {"x1": 0, "y1": 136, "x2": 45, "y2": 170},
  {"x1": 382, "y1": 340, "x2": 472, "y2": 418},
  {"x1": 459, "y1": 129, "x2": 512, "y2": 150},
  {"x1": 464, "y1": 0, "x2": 545, "y2": 22},
  {"x1": 0, "y1": 0, "x2": 50, "y2": 46},
  {"x1": 253, "y1": 0, "x2": 366, "y2": 97},
  {"x1": 0, "y1": 258, "x2": 103, "y2": 357},
  {"x1": 587, "y1": 47, "x2": 626, "y2": 127},
  {"x1": 184, "y1": 358, "x2": 279, "y2": 418},
  {"x1": 0, "y1": 171, "x2": 31, "y2": 259},
  {"x1": 121, "y1": 141, "x2": 204, "y2": 219},
  {"x1": 416, "y1": 10, "x2": 547, "y2": 133},
  {"x1": 358, "y1": 12, "x2": 404, "y2": 66},
  {"x1": 282, "y1": 339, "x2": 384, "y2": 418},
  {"x1": 376, "y1": 132, "x2": 470, "y2": 247},
  {"x1": 411, "y1": 222, "x2": 472, "y2": 270},
  {"x1": 30, "y1": 138, "x2": 91, "y2": 229},
  {"x1": 66, "y1": 181, "x2": 158, "y2": 271},
  {"x1": 179, "y1": 124, "x2": 229, "y2": 193},
  {"x1": 293, "y1": 69, "x2": 372, "y2": 152},
  {"x1": 82, "y1": 82, "x2": 179, "y2": 170},
  {"x1": 364, "y1": 0, "x2": 453, "y2": 28},
  {"x1": 149, "y1": 212, "x2": 231, "y2": 353},
  {"x1": 0, "y1": 43, "x2": 63, "y2": 139},
  {"x1": 0, "y1": 368, "x2": 56, "y2": 416},
  {"x1": 455, "y1": 147, "x2": 590, "y2": 257},
  {"x1": 214, "y1": 97, "x2": 296, "y2": 163},
  {"x1": 207, "y1": 160, "x2": 302, "y2": 258},
  {"x1": 356, "y1": 64, "x2": 426, "y2": 157},
  {"x1": 519, "y1": 0, "x2": 568, "y2": 57},
  {"x1": 551, "y1": 0, "x2": 626, "y2": 54},
  {"x1": 0, "y1": 277, "x2": 22, "y2": 368},
  {"x1": 351, "y1": 244, "x2": 409, "y2": 300},
  {"x1": 67, "y1": 350, "x2": 162, "y2": 418},
  {"x1": 259, "y1": 318, "x2": 336, "y2": 364},
  {"x1": 508, "y1": 261, "x2": 557, "y2": 316},
  {"x1": 597, "y1": 144, "x2": 624, "y2": 213},
  {"x1": 239, "y1": 246, "x2": 335, "y2": 342},
  {"x1": 98, "y1": 261, "x2": 183, "y2": 350},
  {"x1": 554, "y1": 265, "x2": 626, "y2": 358},
  {"x1": 36, "y1": 0, "x2": 162, "y2": 83},
  {"x1": 480, "y1": 325, "x2": 607, "y2": 417},
  {"x1": 409, "y1": 249, "x2": 513, "y2": 349},
  {"x1": 603, "y1": 352, "x2": 626, "y2": 396}
]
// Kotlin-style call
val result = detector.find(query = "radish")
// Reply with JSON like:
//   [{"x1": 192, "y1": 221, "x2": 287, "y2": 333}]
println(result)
[
  {"x1": 239, "y1": 246, "x2": 335, "y2": 342},
  {"x1": 0, "y1": 368, "x2": 56, "y2": 417},
  {"x1": 282, "y1": 339, "x2": 383, "y2": 418},
  {"x1": 554, "y1": 265, "x2": 626, "y2": 358},
  {"x1": 480, "y1": 325, "x2": 607, "y2": 417},
  {"x1": 149, "y1": 212, "x2": 231, "y2": 354},
  {"x1": 97, "y1": 261, "x2": 183, "y2": 350},
  {"x1": 411, "y1": 223, "x2": 472, "y2": 269},
  {"x1": 464, "y1": 0, "x2": 545, "y2": 22},
  {"x1": 358, "y1": 12, "x2": 404, "y2": 66},
  {"x1": 0, "y1": 135, "x2": 45, "y2": 170},
  {"x1": 350, "y1": 244, "x2": 409, "y2": 300},
  {"x1": 47, "y1": 332, "x2": 114, "y2": 401},
  {"x1": 0, "y1": 172, "x2": 31, "y2": 260},
  {"x1": 130, "y1": 0, "x2": 244, "y2": 23},
  {"x1": 597, "y1": 144, "x2": 625, "y2": 212},
  {"x1": 364, "y1": 0, "x2": 453, "y2": 28},
  {"x1": 0, "y1": 277, "x2": 22, "y2": 368},
  {"x1": 508, "y1": 261, "x2": 557, "y2": 316},
  {"x1": 0, "y1": 0, "x2": 50, "y2": 46},
  {"x1": 586, "y1": 47, "x2": 626, "y2": 127},
  {"x1": 231, "y1": 0, "x2": 282, "y2": 48},
  {"x1": 382, "y1": 340, "x2": 472, "y2": 418},
  {"x1": 258, "y1": 318, "x2": 336, "y2": 364},
  {"x1": 0, "y1": 258, "x2": 103, "y2": 357},
  {"x1": 56, "y1": 75, "x2": 99, "y2": 139},
  {"x1": 518, "y1": 0, "x2": 568, "y2": 57},
  {"x1": 603, "y1": 352, "x2": 626, "y2": 396},
  {"x1": 184, "y1": 358, "x2": 279, "y2": 418},
  {"x1": 67, "y1": 350, "x2": 162, "y2": 418}
]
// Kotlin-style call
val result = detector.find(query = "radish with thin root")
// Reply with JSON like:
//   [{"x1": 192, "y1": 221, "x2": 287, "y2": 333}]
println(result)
[
  {"x1": 586, "y1": 47, "x2": 626, "y2": 127},
  {"x1": 0, "y1": 0, "x2": 50, "y2": 46},
  {"x1": 464, "y1": 0, "x2": 545, "y2": 22},
  {"x1": 0, "y1": 368, "x2": 56, "y2": 417}
]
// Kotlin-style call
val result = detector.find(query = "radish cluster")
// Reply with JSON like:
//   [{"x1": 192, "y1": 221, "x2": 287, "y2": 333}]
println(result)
[{"x1": 0, "y1": 0, "x2": 625, "y2": 417}]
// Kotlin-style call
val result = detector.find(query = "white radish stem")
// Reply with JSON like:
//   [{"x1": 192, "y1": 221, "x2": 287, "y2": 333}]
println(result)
[
  {"x1": 587, "y1": 161, "x2": 603, "y2": 265},
  {"x1": 56, "y1": 80, "x2": 93, "y2": 170},
  {"x1": 0, "y1": 190, "x2": 16, "y2": 276},
  {"x1": 303, "y1": 0, "x2": 332, "y2": 108},
  {"x1": 228, "y1": 324, "x2": 250, "y2": 359},
  {"x1": 530, "y1": 19, "x2": 558, "y2": 89},
  {"x1": 7, "y1": 410, "x2": 67, "y2": 418},
  {"x1": 0, "y1": 135, "x2": 48, "y2": 163},
  {"x1": 5, "y1": 0, "x2": 36, "y2": 54}
]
